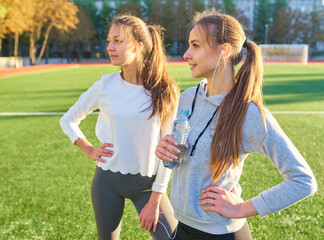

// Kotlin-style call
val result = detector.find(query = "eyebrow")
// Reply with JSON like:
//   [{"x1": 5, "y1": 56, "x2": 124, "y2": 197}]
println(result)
[
  {"x1": 107, "y1": 35, "x2": 120, "y2": 39},
  {"x1": 190, "y1": 39, "x2": 201, "y2": 44}
]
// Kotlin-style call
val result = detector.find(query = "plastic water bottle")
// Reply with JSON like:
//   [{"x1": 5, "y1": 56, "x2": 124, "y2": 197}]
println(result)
[{"x1": 163, "y1": 109, "x2": 190, "y2": 169}]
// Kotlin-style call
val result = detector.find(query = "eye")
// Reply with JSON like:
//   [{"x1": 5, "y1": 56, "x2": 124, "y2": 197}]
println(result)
[
  {"x1": 106, "y1": 40, "x2": 111, "y2": 45},
  {"x1": 114, "y1": 38, "x2": 123, "y2": 44},
  {"x1": 192, "y1": 43, "x2": 199, "y2": 48}
]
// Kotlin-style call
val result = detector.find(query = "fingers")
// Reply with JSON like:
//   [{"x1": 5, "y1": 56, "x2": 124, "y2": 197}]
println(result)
[
  {"x1": 98, "y1": 148, "x2": 114, "y2": 157},
  {"x1": 155, "y1": 145, "x2": 178, "y2": 161},
  {"x1": 153, "y1": 219, "x2": 157, "y2": 232},
  {"x1": 202, "y1": 186, "x2": 226, "y2": 195},
  {"x1": 146, "y1": 221, "x2": 153, "y2": 232},
  {"x1": 100, "y1": 143, "x2": 114, "y2": 148},
  {"x1": 163, "y1": 134, "x2": 178, "y2": 145},
  {"x1": 203, "y1": 205, "x2": 219, "y2": 212},
  {"x1": 139, "y1": 210, "x2": 157, "y2": 232},
  {"x1": 198, "y1": 191, "x2": 223, "y2": 213},
  {"x1": 98, "y1": 144, "x2": 114, "y2": 155},
  {"x1": 139, "y1": 218, "x2": 154, "y2": 232},
  {"x1": 160, "y1": 136, "x2": 181, "y2": 154},
  {"x1": 199, "y1": 191, "x2": 222, "y2": 201},
  {"x1": 155, "y1": 136, "x2": 181, "y2": 160},
  {"x1": 93, "y1": 151, "x2": 110, "y2": 163},
  {"x1": 199, "y1": 197, "x2": 218, "y2": 207},
  {"x1": 199, "y1": 186, "x2": 226, "y2": 209},
  {"x1": 93, "y1": 143, "x2": 115, "y2": 163},
  {"x1": 95, "y1": 157, "x2": 106, "y2": 163}
]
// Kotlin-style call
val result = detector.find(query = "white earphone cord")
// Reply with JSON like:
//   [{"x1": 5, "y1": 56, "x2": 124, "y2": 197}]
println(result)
[
  {"x1": 150, "y1": 211, "x2": 177, "y2": 239},
  {"x1": 187, "y1": 50, "x2": 223, "y2": 135},
  {"x1": 209, "y1": 50, "x2": 223, "y2": 97}
]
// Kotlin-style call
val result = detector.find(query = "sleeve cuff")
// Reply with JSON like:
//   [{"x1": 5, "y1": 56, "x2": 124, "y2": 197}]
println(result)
[
  {"x1": 70, "y1": 133, "x2": 86, "y2": 145},
  {"x1": 151, "y1": 181, "x2": 168, "y2": 193},
  {"x1": 251, "y1": 195, "x2": 273, "y2": 217}
]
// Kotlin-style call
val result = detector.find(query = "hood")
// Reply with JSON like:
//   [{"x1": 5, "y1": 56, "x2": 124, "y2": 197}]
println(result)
[{"x1": 198, "y1": 79, "x2": 227, "y2": 106}]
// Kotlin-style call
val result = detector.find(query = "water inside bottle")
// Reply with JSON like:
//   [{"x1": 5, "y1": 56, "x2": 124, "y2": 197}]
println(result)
[{"x1": 163, "y1": 144, "x2": 187, "y2": 169}]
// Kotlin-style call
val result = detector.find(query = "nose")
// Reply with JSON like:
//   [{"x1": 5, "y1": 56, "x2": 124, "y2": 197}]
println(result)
[
  {"x1": 107, "y1": 42, "x2": 115, "y2": 52},
  {"x1": 183, "y1": 48, "x2": 191, "y2": 61}
]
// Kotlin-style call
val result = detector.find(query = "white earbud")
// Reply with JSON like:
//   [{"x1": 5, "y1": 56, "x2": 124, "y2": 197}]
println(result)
[{"x1": 221, "y1": 50, "x2": 224, "y2": 56}]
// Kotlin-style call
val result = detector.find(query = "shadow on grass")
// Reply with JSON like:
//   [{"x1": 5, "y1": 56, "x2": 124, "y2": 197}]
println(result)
[
  {"x1": 264, "y1": 73, "x2": 324, "y2": 80},
  {"x1": 263, "y1": 77, "x2": 324, "y2": 105}
]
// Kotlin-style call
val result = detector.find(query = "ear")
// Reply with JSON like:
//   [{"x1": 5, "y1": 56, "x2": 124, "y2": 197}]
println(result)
[
  {"x1": 137, "y1": 42, "x2": 144, "y2": 52},
  {"x1": 221, "y1": 43, "x2": 231, "y2": 58},
  {"x1": 133, "y1": 41, "x2": 143, "y2": 53}
]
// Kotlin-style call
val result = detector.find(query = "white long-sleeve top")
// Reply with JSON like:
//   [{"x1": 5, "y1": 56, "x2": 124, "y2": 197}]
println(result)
[{"x1": 60, "y1": 72, "x2": 175, "y2": 193}]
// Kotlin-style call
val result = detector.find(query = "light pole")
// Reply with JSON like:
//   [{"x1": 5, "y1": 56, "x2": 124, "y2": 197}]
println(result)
[{"x1": 265, "y1": 23, "x2": 269, "y2": 44}]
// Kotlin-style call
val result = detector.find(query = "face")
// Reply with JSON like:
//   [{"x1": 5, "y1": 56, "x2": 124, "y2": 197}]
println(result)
[
  {"x1": 183, "y1": 26, "x2": 221, "y2": 79},
  {"x1": 106, "y1": 24, "x2": 137, "y2": 66}
]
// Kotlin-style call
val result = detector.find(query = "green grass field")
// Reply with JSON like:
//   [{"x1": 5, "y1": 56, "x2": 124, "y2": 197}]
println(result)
[{"x1": 0, "y1": 64, "x2": 323, "y2": 239}]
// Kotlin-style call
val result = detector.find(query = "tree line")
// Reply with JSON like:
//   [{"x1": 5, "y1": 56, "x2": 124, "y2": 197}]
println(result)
[
  {"x1": 254, "y1": 0, "x2": 324, "y2": 58},
  {"x1": 0, "y1": 0, "x2": 323, "y2": 65}
]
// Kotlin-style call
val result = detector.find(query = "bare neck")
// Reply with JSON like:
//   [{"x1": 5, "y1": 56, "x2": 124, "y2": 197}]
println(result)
[
  {"x1": 206, "y1": 64, "x2": 235, "y2": 97},
  {"x1": 121, "y1": 61, "x2": 143, "y2": 85}
]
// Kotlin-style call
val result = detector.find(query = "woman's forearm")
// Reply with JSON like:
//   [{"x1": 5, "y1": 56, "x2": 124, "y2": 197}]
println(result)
[
  {"x1": 148, "y1": 191, "x2": 163, "y2": 207},
  {"x1": 75, "y1": 137, "x2": 95, "y2": 157},
  {"x1": 238, "y1": 199, "x2": 258, "y2": 218}
]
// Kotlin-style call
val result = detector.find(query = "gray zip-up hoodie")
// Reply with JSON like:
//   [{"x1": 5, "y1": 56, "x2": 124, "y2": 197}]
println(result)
[{"x1": 170, "y1": 80, "x2": 317, "y2": 234}]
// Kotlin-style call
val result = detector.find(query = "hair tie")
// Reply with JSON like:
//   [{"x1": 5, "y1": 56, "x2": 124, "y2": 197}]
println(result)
[{"x1": 243, "y1": 39, "x2": 248, "y2": 48}]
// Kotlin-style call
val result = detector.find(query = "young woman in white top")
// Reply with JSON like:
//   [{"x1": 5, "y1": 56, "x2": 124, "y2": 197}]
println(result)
[
  {"x1": 155, "y1": 10, "x2": 317, "y2": 240},
  {"x1": 60, "y1": 15, "x2": 179, "y2": 240}
]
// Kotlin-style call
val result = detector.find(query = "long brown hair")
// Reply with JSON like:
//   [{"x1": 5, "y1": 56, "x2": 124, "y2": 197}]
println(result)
[
  {"x1": 111, "y1": 15, "x2": 179, "y2": 124},
  {"x1": 193, "y1": 10, "x2": 266, "y2": 183}
]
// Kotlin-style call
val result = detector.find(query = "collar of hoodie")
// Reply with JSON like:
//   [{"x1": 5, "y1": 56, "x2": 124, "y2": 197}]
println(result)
[{"x1": 197, "y1": 79, "x2": 227, "y2": 106}]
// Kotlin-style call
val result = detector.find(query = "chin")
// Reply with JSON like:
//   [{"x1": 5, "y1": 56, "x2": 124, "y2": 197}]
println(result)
[
  {"x1": 110, "y1": 60, "x2": 121, "y2": 66},
  {"x1": 191, "y1": 72, "x2": 202, "y2": 79}
]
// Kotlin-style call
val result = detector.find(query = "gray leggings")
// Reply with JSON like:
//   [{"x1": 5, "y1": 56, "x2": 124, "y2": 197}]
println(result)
[{"x1": 91, "y1": 167, "x2": 178, "y2": 240}]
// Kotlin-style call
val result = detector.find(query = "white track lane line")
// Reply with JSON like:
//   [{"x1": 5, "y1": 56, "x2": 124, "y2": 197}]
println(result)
[{"x1": 0, "y1": 111, "x2": 323, "y2": 116}]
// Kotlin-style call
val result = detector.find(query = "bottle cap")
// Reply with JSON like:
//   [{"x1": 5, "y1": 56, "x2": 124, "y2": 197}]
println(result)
[{"x1": 181, "y1": 109, "x2": 190, "y2": 116}]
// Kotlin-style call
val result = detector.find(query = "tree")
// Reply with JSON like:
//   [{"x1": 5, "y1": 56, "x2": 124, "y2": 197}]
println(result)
[
  {"x1": 222, "y1": 0, "x2": 249, "y2": 30},
  {"x1": 188, "y1": 0, "x2": 205, "y2": 12},
  {"x1": 28, "y1": 0, "x2": 79, "y2": 65},
  {"x1": 96, "y1": 0, "x2": 114, "y2": 43},
  {"x1": 234, "y1": 9, "x2": 250, "y2": 31},
  {"x1": 269, "y1": 8, "x2": 308, "y2": 44},
  {"x1": 206, "y1": 0, "x2": 222, "y2": 10},
  {"x1": 253, "y1": 0, "x2": 271, "y2": 44},
  {"x1": 117, "y1": 0, "x2": 142, "y2": 17},
  {"x1": 146, "y1": 0, "x2": 163, "y2": 24},
  {"x1": 0, "y1": 0, "x2": 9, "y2": 54},
  {"x1": 273, "y1": 0, "x2": 287, "y2": 16},
  {"x1": 74, "y1": 0, "x2": 99, "y2": 42},
  {"x1": 51, "y1": 5, "x2": 97, "y2": 61},
  {"x1": 75, "y1": 0, "x2": 97, "y2": 22},
  {"x1": 223, "y1": 0, "x2": 236, "y2": 16},
  {"x1": 161, "y1": 0, "x2": 177, "y2": 54},
  {"x1": 176, "y1": 0, "x2": 190, "y2": 55},
  {"x1": 308, "y1": 10, "x2": 324, "y2": 58},
  {"x1": 4, "y1": 0, "x2": 35, "y2": 67}
]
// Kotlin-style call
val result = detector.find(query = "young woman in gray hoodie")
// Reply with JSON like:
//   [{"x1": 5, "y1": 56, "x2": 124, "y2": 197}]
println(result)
[{"x1": 155, "y1": 10, "x2": 317, "y2": 240}]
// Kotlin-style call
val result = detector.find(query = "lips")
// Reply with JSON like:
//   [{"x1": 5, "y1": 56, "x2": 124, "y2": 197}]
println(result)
[{"x1": 189, "y1": 63, "x2": 197, "y2": 70}]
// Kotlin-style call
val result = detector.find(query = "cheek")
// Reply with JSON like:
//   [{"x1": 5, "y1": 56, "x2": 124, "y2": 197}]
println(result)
[{"x1": 205, "y1": 55, "x2": 218, "y2": 69}]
